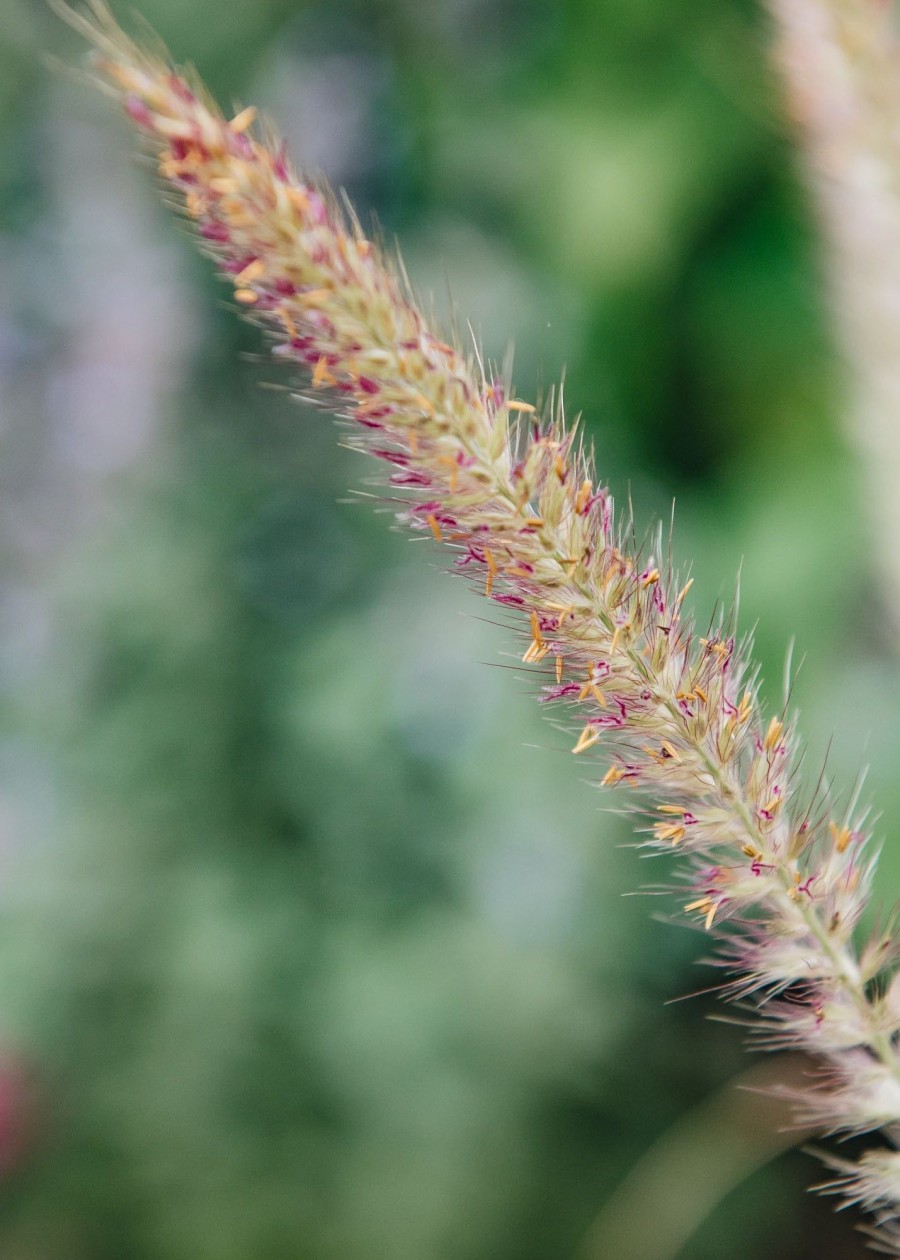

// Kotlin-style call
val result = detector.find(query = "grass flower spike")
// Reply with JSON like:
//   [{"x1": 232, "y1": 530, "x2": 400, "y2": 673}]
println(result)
[
  {"x1": 57, "y1": 1, "x2": 900, "y2": 1247},
  {"x1": 771, "y1": 0, "x2": 900, "y2": 644}
]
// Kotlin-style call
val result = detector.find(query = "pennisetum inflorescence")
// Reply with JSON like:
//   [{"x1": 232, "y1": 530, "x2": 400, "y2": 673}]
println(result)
[
  {"x1": 771, "y1": 0, "x2": 900, "y2": 648},
  {"x1": 55, "y1": 0, "x2": 900, "y2": 1248}
]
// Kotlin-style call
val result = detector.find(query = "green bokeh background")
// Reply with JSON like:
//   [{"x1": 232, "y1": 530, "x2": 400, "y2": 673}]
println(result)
[{"x1": 0, "y1": 1, "x2": 894, "y2": 1257}]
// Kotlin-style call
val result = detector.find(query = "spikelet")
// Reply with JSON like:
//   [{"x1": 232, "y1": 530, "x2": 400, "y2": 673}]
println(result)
[{"x1": 56, "y1": 1, "x2": 900, "y2": 1245}]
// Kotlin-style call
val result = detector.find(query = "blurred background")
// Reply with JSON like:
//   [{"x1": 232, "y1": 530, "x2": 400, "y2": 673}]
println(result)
[{"x1": 0, "y1": 0, "x2": 895, "y2": 1256}]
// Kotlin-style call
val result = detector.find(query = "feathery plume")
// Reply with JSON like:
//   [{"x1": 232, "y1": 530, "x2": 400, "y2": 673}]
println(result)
[
  {"x1": 56, "y1": 1, "x2": 900, "y2": 1245},
  {"x1": 770, "y1": 0, "x2": 900, "y2": 643}
]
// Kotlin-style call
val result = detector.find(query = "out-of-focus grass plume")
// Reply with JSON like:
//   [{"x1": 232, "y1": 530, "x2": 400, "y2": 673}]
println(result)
[
  {"x1": 772, "y1": 0, "x2": 900, "y2": 645},
  {"x1": 0, "y1": 1, "x2": 893, "y2": 1257}
]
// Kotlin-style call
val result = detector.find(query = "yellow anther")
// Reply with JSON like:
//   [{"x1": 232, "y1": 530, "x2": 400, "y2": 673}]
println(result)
[
  {"x1": 554, "y1": 454, "x2": 567, "y2": 481},
  {"x1": 185, "y1": 191, "x2": 206, "y2": 218},
  {"x1": 281, "y1": 308, "x2": 297, "y2": 339},
  {"x1": 684, "y1": 896, "x2": 718, "y2": 929},
  {"x1": 234, "y1": 288, "x2": 258, "y2": 304},
  {"x1": 702, "y1": 638, "x2": 731, "y2": 663},
  {"x1": 601, "y1": 765, "x2": 624, "y2": 786},
  {"x1": 762, "y1": 796, "x2": 781, "y2": 817},
  {"x1": 741, "y1": 843, "x2": 761, "y2": 859},
  {"x1": 220, "y1": 199, "x2": 253, "y2": 227},
  {"x1": 610, "y1": 622, "x2": 630, "y2": 654},
  {"x1": 693, "y1": 686, "x2": 708, "y2": 704},
  {"x1": 829, "y1": 821, "x2": 853, "y2": 854},
  {"x1": 737, "y1": 692, "x2": 753, "y2": 723},
  {"x1": 208, "y1": 176, "x2": 238, "y2": 194},
  {"x1": 579, "y1": 677, "x2": 606, "y2": 705},
  {"x1": 235, "y1": 259, "x2": 265, "y2": 285},
  {"x1": 506, "y1": 400, "x2": 535, "y2": 413},
  {"x1": 484, "y1": 548, "x2": 497, "y2": 597},
  {"x1": 287, "y1": 188, "x2": 309, "y2": 214},
  {"x1": 676, "y1": 579, "x2": 694, "y2": 604},
  {"x1": 658, "y1": 805, "x2": 685, "y2": 815},
  {"x1": 97, "y1": 58, "x2": 141, "y2": 92},
  {"x1": 414, "y1": 393, "x2": 435, "y2": 416},
  {"x1": 641, "y1": 568, "x2": 660, "y2": 588},
  {"x1": 312, "y1": 357, "x2": 335, "y2": 388},
  {"x1": 654, "y1": 823, "x2": 685, "y2": 846},
  {"x1": 764, "y1": 717, "x2": 783, "y2": 752},
  {"x1": 522, "y1": 612, "x2": 545, "y2": 664},
  {"x1": 426, "y1": 514, "x2": 443, "y2": 541},
  {"x1": 556, "y1": 656, "x2": 564, "y2": 684},
  {"x1": 229, "y1": 106, "x2": 257, "y2": 133},
  {"x1": 154, "y1": 116, "x2": 196, "y2": 141},
  {"x1": 660, "y1": 741, "x2": 681, "y2": 762},
  {"x1": 575, "y1": 480, "x2": 593, "y2": 514},
  {"x1": 159, "y1": 158, "x2": 182, "y2": 181},
  {"x1": 572, "y1": 725, "x2": 600, "y2": 755},
  {"x1": 436, "y1": 455, "x2": 458, "y2": 492},
  {"x1": 300, "y1": 289, "x2": 331, "y2": 307}
]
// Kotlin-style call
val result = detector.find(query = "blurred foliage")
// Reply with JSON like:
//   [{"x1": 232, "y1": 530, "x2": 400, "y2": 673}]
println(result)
[{"x1": 0, "y1": 0, "x2": 891, "y2": 1257}]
